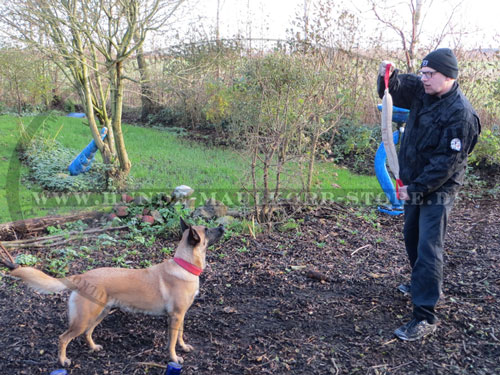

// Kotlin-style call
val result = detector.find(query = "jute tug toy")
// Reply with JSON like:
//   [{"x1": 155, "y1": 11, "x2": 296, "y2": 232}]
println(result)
[
  {"x1": 381, "y1": 63, "x2": 404, "y2": 197},
  {"x1": 373, "y1": 62, "x2": 408, "y2": 216}
]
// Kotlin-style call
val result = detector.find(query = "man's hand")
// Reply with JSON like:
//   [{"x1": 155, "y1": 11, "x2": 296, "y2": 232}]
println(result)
[
  {"x1": 379, "y1": 61, "x2": 395, "y2": 77},
  {"x1": 398, "y1": 185, "x2": 410, "y2": 201}
]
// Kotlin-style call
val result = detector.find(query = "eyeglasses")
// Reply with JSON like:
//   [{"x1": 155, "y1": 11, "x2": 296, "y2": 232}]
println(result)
[{"x1": 418, "y1": 70, "x2": 437, "y2": 79}]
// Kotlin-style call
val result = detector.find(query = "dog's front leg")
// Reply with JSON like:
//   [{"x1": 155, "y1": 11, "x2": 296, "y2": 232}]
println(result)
[
  {"x1": 177, "y1": 315, "x2": 194, "y2": 353},
  {"x1": 168, "y1": 311, "x2": 187, "y2": 364}
]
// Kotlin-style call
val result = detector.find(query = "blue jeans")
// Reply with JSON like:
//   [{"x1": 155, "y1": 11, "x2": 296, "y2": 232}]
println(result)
[{"x1": 403, "y1": 192, "x2": 456, "y2": 324}]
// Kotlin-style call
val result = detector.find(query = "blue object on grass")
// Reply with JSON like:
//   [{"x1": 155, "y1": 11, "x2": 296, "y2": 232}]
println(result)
[
  {"x1": 67, "y1": 112, "x2": 86, "y2": 118},
  {"x1": 374, "y1": 104, "x2": 409, "y2": 216},
  {"x1": 50, "y1": 370, "x2": 68, "y2": 375},
  {"x1": 165, "y1": 362, "x2": 182, "y2": 375},
  {"x1": 374, "y1": 130, "x2": 404, "y2": 215},
  {"x1": 68, "y1": 127, "x2": 107, "y2": 176}
]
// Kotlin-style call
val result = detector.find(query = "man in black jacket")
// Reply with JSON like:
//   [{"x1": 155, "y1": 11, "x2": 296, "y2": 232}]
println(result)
[{"x1": 377, "y1": 48, "x2": 481, "y2": 341}]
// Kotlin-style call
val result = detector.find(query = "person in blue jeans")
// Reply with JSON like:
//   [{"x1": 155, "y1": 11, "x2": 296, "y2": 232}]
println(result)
[{"x1": 377, "y1": 48, "x2": 481, "y2": 340}]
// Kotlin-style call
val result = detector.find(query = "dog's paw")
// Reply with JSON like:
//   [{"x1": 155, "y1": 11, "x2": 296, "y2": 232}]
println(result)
[
  {"x1": 91, "y1": 344, "x2": 103, "y2": 352},
  {"x1": 60, "y1": 358, "x2": 72, "y2": 367},
  {"x1": 181, "y1": 344, "x2": 194, "y2": 352},
  {"x1": 171, "y1": 355, "x2": 184, "y2": 364}
]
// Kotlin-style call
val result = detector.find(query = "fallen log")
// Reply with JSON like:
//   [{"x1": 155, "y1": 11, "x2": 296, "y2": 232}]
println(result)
[
  {"x1": 0, "y1": 211, "x2": 103, "y2": 241},
  {"x1": 1, "y1": 225, "x2": 129, "y2": 248}
]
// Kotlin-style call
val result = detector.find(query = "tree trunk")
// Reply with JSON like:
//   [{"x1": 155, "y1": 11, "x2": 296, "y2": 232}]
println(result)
[
  {"x1": 82, "y1": 74, "x2": 113, "y2": 165},
  {"x1": 408, "y1": 0, "x2": 424, "y2": 73},
  {"x1": 306, "y1": 131, "x2": 319, "y2": 193},
  {"x1": 112, "y1": 61, "x2": 132, "y2": 181},
  {"x1": 135, "y1": 32, "x2": 155, "y2": 121}
]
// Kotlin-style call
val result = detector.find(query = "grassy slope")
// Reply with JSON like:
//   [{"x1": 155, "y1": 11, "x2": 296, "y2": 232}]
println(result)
[
  {"x1": 0, "y1": 114, "x2": 382, "y2": 223},
  {"x1": 0, "y1": 115, "x2": 98, "y2": 222}
]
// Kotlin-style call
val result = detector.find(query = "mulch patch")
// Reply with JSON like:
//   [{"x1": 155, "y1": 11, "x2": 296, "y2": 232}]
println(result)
[{"x1": 0, "y1": 196, "x2": 499, "y2": 374}]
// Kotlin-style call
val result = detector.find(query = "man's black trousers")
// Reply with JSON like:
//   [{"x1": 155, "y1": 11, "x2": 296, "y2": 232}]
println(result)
[{"x1": 403, "y1": 192, "x2": 456, "y2": 324}]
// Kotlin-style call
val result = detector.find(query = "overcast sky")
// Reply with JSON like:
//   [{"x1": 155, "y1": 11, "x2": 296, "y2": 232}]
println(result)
[{"x1": 161, "y1": 0, "x2": 499, "y2": 50}]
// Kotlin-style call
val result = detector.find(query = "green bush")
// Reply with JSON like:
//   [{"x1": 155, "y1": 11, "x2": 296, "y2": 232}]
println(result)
[
  {"x1": 63, "y1": 98, "x2": 76, "y2": 113},
  {"x1": 203, "y1": 80, "x2": 232, "y2": 125},
  {"x1": 329, "y1": 121, "x2": 382, "y2": 175},
  {"x1": 469, "y1": 126, "x2": 500, "y2": 180},
  {"x1": 147, "y1": 106, "x2": 186, "y2": 127}
]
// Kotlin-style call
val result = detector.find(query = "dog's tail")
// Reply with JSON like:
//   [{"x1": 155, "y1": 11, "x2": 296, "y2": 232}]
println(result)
[
  {"x1": 0, "y1": 242, "x2": 18, "y2": 270},
  {"x1": 1, "y1": 242, "x2": 69, "y2": 294},
  {"x1": 11, "y1": 267, "x2": 70, "y2": 293}
]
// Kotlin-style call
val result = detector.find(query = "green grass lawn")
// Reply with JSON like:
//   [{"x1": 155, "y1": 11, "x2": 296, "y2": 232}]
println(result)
[{"x1": 0, "y1": 114, "x2": 383, "y2": 223}]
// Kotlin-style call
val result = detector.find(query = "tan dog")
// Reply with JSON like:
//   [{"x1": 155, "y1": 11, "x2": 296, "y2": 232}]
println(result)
[{"x1": 0, "y1": 218, "x2": 224, "y2": 366}]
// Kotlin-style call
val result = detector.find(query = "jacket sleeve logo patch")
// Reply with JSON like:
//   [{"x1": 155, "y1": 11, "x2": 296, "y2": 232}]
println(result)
[{"x1": 450, "y1": 138, "x2": 462, "y2": 151}]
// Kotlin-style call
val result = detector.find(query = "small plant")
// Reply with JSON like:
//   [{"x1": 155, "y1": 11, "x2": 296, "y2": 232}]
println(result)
[
  {"x1": 47, "y1": 225, "x2": 65, "y2": 235},
  {"x1": 160, "y1": 247, "x2": 174, "y2": 256},
  {"x1": 44, "y1": 247, "x2": 80, "y2": 277},
  {"x1": 134, "y1": 235, "x2": 146, "y2": 245},
  {"x1": 280, "y1": 218, "x2": 301, "y2": 232},
  {"x1": 79, "y1": 245, "x2": 96, "y2": 254},
  {"x1": 358, "y1": 209, "x2": 380, "y2": 230},
  {"x1": 112, "y1": 254, "x2": 129, "y2": 268},
  {"x1": 15, "y1": 253, "x2": 39, "y2": 266},
  {"x1": 225, "y1": 218, "x2": 262, "y2": 238},
  {"x1": 47, "y1": 258, "x2": 69, "y2": 277},
  {"x1": 96, "y1": 233, "x2": 118, "y2": 247},
  {"x1": 145, "y1": 235, "x2": 156, "y2": 247},
  {"x1": 237, "y1": 246, "x2": 248, "y2": 253},
  {"x1": 66, "y1": 220, "x2": 88, "y2": 232},
  {"x1": 140, "y1": 260, "x2": 153, "y2": 268}
]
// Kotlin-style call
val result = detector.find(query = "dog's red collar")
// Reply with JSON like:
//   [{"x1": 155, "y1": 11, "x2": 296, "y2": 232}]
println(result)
[{"x1": 173, "y1": 257, "x2": 202, "y2": 276}]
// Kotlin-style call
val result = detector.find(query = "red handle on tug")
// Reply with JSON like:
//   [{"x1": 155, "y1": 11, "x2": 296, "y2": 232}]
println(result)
[
  {"x1": 396, "y1": 179, "x2": 404, "y2": 200},
  {"x1": 384, "y1": 63, "x2": 391, "y2": 90}
]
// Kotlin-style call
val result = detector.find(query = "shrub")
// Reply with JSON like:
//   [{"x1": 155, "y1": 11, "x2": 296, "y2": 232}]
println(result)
[
  {"x1": 469, "y1": 126, "x2": 500, "y2": 182},
  {"x1": 329, "y1": 120, "x2": 382, "y2": 175},
  {"x1": 203, "y1": 80, "x2": 232, "y2": 125},
  {"x1": 147, "y1": 106, "x2": 185, "y2": 127}
]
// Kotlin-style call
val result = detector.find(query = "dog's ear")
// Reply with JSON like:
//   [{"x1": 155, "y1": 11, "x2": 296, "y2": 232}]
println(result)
[
  {"x1": 180, "y1": 217, "x2": 189, "y2": 233},
  {"x1": 187, "y1": 226, "x2": 201, "y2": 246}
]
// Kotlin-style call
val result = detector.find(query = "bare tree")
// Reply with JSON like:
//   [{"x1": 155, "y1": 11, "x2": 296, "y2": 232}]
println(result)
[
  {"x1": 0, "y1": 0, "x2": 185, "y2": 184},
  {"x1": 370, "y1": 0, "x2": 463, "y2": 72},
  {"x1": 229, "y1": 52, "x2": 345, "y2": 225}
]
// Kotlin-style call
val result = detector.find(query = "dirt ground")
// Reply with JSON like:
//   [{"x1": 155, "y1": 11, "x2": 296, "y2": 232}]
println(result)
[{"x1": 0, "y1": 195, "x2": 499, "y2": 375}]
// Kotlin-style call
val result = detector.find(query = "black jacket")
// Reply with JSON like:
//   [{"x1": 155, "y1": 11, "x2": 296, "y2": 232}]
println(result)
[{"x1": 377, "y1": 70, "x2": 481, "y2": 198}]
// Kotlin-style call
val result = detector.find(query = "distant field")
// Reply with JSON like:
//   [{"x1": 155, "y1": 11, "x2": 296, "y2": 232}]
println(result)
[{"x1": 0, "y1": 114, "x2": 383, "y2": 223}]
